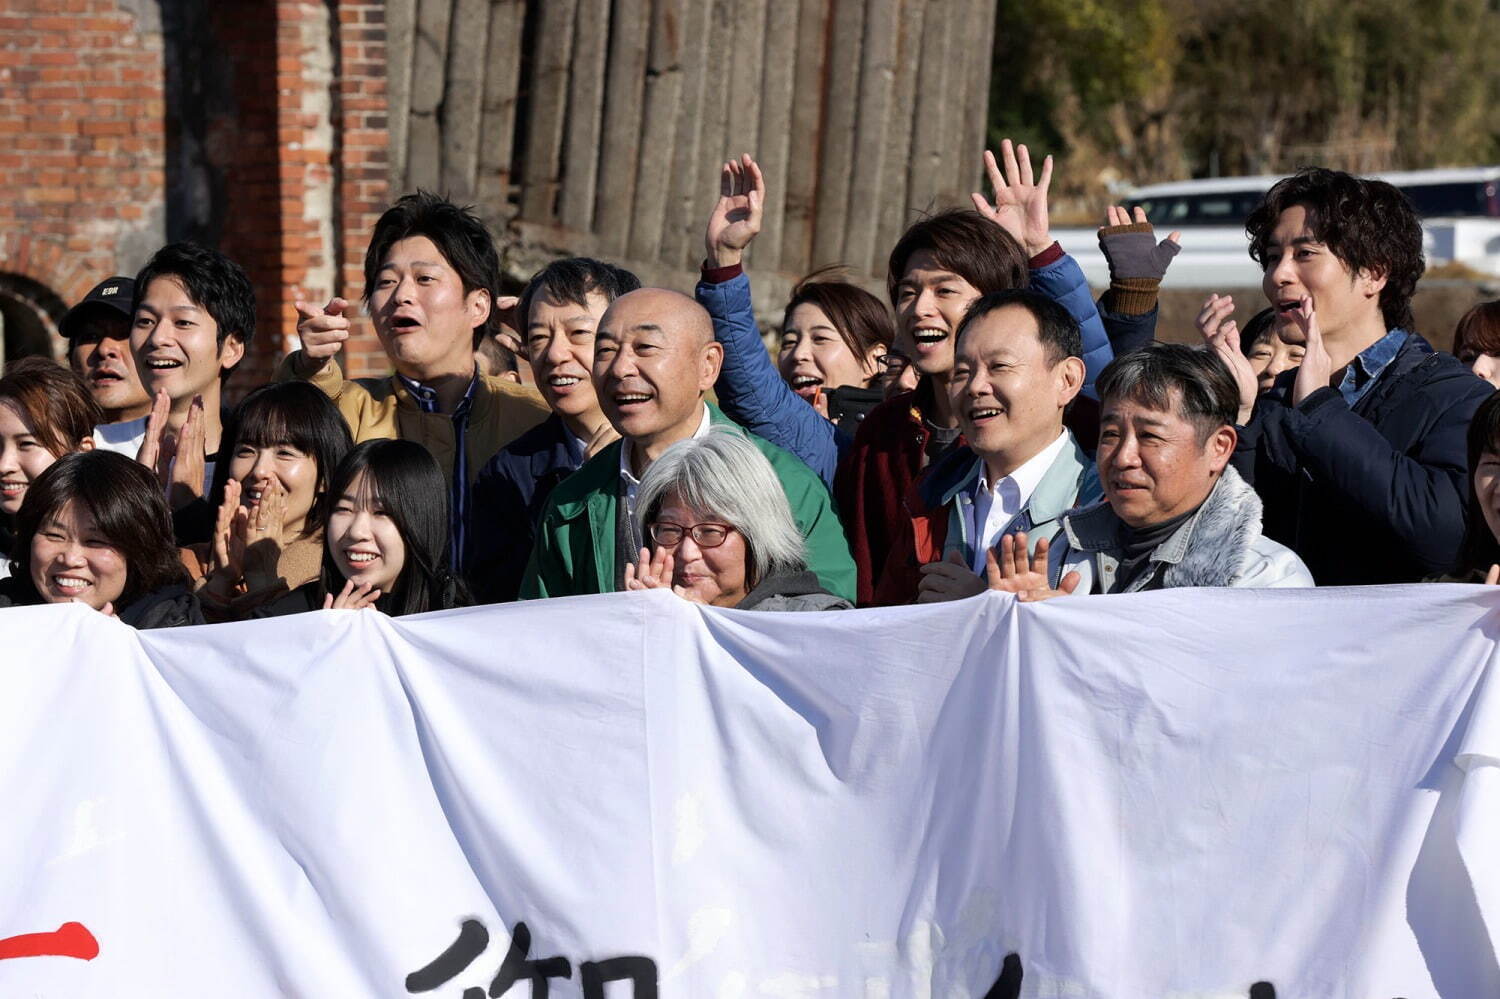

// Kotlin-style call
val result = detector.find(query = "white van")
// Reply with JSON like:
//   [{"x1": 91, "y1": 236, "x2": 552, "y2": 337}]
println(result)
[{"x1": 1053, "y1": 167, "x2": 1500, "y2": 289}]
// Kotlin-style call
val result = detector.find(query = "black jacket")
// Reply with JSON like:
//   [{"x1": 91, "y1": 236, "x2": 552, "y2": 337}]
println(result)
[
  {"x1": 467, "y1": 413, "x2": 584, "y2": 604},
  {"x1": 1232, "y1": 332, "x2": 1493, "y2": 584},
  {"x1": 0, "y1": 577, "x2": 204, "y2": 629},
  {"x1": 117, "y1": 583, "x2": 205, "y2": 629}
]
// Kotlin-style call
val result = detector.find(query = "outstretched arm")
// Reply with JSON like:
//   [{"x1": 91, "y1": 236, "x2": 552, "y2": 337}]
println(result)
[{"x1": 698, "y1": 154, "x2": 842, "y2": 486}]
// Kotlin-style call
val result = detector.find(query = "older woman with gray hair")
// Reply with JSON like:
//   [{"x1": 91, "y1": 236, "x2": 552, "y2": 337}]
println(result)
[{"x1": 624, "y1": 427, "x2": 852, "y2": 610}]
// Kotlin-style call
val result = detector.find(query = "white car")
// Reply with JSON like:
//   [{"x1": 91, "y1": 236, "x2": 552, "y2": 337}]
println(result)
[{"x1": 1054, "y1": 167, "x2": 1500, "y2": 289}]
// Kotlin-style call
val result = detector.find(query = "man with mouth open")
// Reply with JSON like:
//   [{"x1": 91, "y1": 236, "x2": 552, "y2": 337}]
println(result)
[
  {"x1": 281, "y1": 192, "x2": 550, "y2": 572},
  {"x1": 872, "y1": 289, "x2": 1103, "y2": 604},
  {"x1": 1202, "y1": 167, "x2": 1492, "y2": 584},
  {"x1": 466, "y1": 257, "x2": 640, "y2": 602},
  {"x1": 519, "y1": 287, "x2": 856, "y2": 601},
  {"x1": 61, "y1": 277, "x2": 153, "y2": 446},
  {"x1": 126, "y1": 244, "x2": 257, "y2": 536}
]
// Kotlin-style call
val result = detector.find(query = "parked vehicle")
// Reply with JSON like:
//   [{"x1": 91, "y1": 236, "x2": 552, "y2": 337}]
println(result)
[{"x1": 1055, "y1": 167, "x2": 1500, "y2": 288}]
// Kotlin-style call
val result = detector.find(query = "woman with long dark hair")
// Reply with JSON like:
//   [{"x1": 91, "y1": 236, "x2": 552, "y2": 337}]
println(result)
[
  {"x1": 191, "y1": 382, "x2": 353, "y2": 618},
  {"x1": 0, "y1": 450, "x2": 202, "y2": 628},
  {"x1": 320, "y1": 439, "x2": 468, "y2": 616}
]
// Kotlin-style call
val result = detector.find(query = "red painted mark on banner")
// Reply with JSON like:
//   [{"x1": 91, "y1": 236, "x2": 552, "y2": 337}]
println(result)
[{"x1": 0, "y1": 922, "x2": 99, "y2": 961}]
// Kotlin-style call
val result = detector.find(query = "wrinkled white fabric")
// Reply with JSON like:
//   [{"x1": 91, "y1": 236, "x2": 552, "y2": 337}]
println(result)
[{"x1": 1, "y1": 585, "x2": 1498, "y2": 997}]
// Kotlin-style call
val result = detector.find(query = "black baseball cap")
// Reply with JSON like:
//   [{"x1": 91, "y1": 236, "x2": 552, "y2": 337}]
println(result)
[{"x1": 61, "y1": 276, "x2": 135, "y2": 340}]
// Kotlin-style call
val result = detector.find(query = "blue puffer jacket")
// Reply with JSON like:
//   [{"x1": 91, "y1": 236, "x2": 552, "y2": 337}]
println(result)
[{"x1": 698, "y1": 250, "x2": 1136, "y2": 489}]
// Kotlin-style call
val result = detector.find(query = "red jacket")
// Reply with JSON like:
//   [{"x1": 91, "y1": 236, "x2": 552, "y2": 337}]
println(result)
[
  {"x1": 871, "y1": 453, "x2": 958, "y2": 607},
  {"x1": 833, "y1": 382, "x2": 947, "y2": 606}
]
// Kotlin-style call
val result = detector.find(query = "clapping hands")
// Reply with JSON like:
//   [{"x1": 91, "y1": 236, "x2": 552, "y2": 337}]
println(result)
[{"x1": 136, "y1": 389, "x2": 208, "y2": 510}]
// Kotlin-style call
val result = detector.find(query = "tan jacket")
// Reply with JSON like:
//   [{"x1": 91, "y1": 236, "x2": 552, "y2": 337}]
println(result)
[{"x1": 276, "y1": 352, "x2": 550, "y2": 483}]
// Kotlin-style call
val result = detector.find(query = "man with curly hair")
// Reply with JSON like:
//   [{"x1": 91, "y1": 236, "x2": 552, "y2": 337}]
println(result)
[{"x1": 1201, "y1": 167, "x2": 1492, "y2": 584}]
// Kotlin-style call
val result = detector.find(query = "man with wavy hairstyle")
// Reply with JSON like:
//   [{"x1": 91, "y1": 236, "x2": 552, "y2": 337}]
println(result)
[{"x1": 1201, "y1": 167, "x2": 1493, "y2": 584}]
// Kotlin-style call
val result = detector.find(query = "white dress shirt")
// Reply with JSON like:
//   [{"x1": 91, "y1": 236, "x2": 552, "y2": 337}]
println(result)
[
  {"x1": 968, "y1": 430, "x2": 1069, "y2": 573},
  {"x1": 619, "y1": 404, "x2": 714, "y2": 529}
]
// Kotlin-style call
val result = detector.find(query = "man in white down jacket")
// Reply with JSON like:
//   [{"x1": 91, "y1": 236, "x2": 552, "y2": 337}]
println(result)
[{"x1": 988, "y1": 341, "x2": 1313, "y2": 598}]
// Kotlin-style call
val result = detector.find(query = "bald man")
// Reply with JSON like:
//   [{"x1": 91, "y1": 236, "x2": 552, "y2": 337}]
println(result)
[{"x1": 520, "y1": 288, "x2": 856, "y2": 600}]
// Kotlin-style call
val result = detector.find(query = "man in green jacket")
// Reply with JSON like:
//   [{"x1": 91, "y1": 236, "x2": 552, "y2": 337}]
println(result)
[{"x1": 520, "y1": 288, "x2": 856, "y2": 601}]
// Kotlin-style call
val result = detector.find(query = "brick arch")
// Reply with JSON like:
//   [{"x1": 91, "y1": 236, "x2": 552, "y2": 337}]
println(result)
[
  {"x1": 0, "y1": 231, "x2": 96, "y2": 317},
  {"x1": 0, "y1": 269, "x2": 69, "y2": 362}
]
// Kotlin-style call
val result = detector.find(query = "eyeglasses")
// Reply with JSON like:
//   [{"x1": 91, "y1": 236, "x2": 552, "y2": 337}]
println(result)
[
  {"x1": 877, "y1": 353, "x2": 910, "y2": 372},
  {"x1": 648, "y1": 521, "x2": 734, "y2": 548}
]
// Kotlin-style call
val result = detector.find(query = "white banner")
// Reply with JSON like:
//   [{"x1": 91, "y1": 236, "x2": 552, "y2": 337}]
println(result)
[{"x1": 2, "y1": 586, "x2": 1498, "y2": 998}]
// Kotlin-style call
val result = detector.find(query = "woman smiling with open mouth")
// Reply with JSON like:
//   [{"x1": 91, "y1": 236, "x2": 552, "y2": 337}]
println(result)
[{"x1": 0, "y1": 450, "x2": 203, "y2": 628}]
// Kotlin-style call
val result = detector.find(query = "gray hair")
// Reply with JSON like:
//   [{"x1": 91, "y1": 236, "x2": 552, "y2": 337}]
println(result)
[
  {"x1": 635, "y1": 426, "x2": 807, "y2": 586},
  {"x1": 1096, "y1": 342, "x2": 1240, "y2": 441}
]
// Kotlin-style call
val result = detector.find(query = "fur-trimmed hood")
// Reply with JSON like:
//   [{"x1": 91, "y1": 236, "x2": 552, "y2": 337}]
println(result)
[{"x1": 1058, "y1": 465, "x2": 1313, "y2": 592}]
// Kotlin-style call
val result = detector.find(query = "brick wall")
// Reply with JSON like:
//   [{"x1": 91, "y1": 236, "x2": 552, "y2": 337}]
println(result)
[
  {"x1": 223, "y1": 0, "x2": 391, "y2": 390},
  {"x1": 331, "y1": 0, "x2": 392, "y2": 380},
  {"x1": 0, "y1": 0, "x2": 389, "y2": 386},
  {"x1": 0, "y1": 0, "x2": 168, "y2": 357}
]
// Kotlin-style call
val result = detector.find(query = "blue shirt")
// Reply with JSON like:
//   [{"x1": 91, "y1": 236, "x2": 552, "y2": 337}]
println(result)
[
  {"x1": 1337, "y1": 328, "x2": 1407, "y2": 408},
  {"x1": 398, "y1": 372, "x2": 478, "y2": 571}
]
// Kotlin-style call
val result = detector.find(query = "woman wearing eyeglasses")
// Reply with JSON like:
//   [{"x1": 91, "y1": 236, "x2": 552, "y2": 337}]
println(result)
[{"x1": 623, "y1": 428, "x2": 852, "y2": 611}]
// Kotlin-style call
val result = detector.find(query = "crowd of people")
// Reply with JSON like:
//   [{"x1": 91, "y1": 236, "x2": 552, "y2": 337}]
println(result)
[{"x1": 4, "y1": 138, "x2": 1500, "y2": 628}]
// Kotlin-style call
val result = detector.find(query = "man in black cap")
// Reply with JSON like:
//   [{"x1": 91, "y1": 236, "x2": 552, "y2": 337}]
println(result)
[{"x1": 62, "y1": 276, "x2": 153, "y2": 449}]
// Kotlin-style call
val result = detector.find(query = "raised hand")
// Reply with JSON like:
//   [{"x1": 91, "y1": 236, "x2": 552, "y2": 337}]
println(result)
[
  {"x1": 1287, "y1": 297, "x2": 1333, "y2": 406},
  {"x1": 1098, "y1": 205, "x2": 1181, "y2": 280},
  {"x1": 704, "y1": 154, "x2": 765, "y2": 268},
  {"x1": 1196, "y1": 293, "x2": 1258, "y2": 424},
  {"x1": 323, "y1": 579, "x2": 380, "y2": 610},
  {"x1": 984, "y1": 532, "x2": 1080, "y2": 602},
  {"x1": 972, "y1": 138, "x2": 1054, "y2": 258},
  {"x1": 492, "y1": 294, "x2": 525, "y2": 357},
  {"x1": 916, "y1": 549, "x2": 987, "y2": 603},
  {"x1": 1486, "y1": 564, "x2": 1500, "y2": 586},
  {"x1": 293, "y1": 297, "x2": 351, "y2": 376}
]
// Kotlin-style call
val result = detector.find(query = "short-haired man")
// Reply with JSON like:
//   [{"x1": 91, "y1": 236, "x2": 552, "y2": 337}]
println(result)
[
  {"x1": 992, "y1": 343, "x2": 1313, "y2": 598},
  {"x1": 1202, "y1": 167, "x2": 1492, "y2": 583},
  {"x1": 284, "y1": 192, "x2": 550, "y2": 570},
  {"x1": 832, "y1": 142, "x2": 1148, "y2": 604},
  {"x1": 520, "y1": 288, "x2": 855, "y2": 601},
  {"x1": 467, "y1": 257, "x2": 639, "y2": 602},
  {"x1": 61, "y1": 276, "x2": 153, "y2": 442},
  {"x1": 873, "y1": 289, "x2": 1099, "y2": 604},
  {"x1": 129, "y1": 242, "x2": 256, "y2": 524}
]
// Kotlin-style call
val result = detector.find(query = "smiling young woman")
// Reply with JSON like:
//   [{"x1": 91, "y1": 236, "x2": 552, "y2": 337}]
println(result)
[
  {"x1": 0, "y1": 450, "x2": 203, "y2": 628},
  {"x1": 318, "y1": 439, "x2": 469, "y2": 616},
  {"x1": 0, "y1": 358, "x2": 102, "y2": 578},
  {"x1": 183, "y1": 382, "x2": 354, "y2": 620}
]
